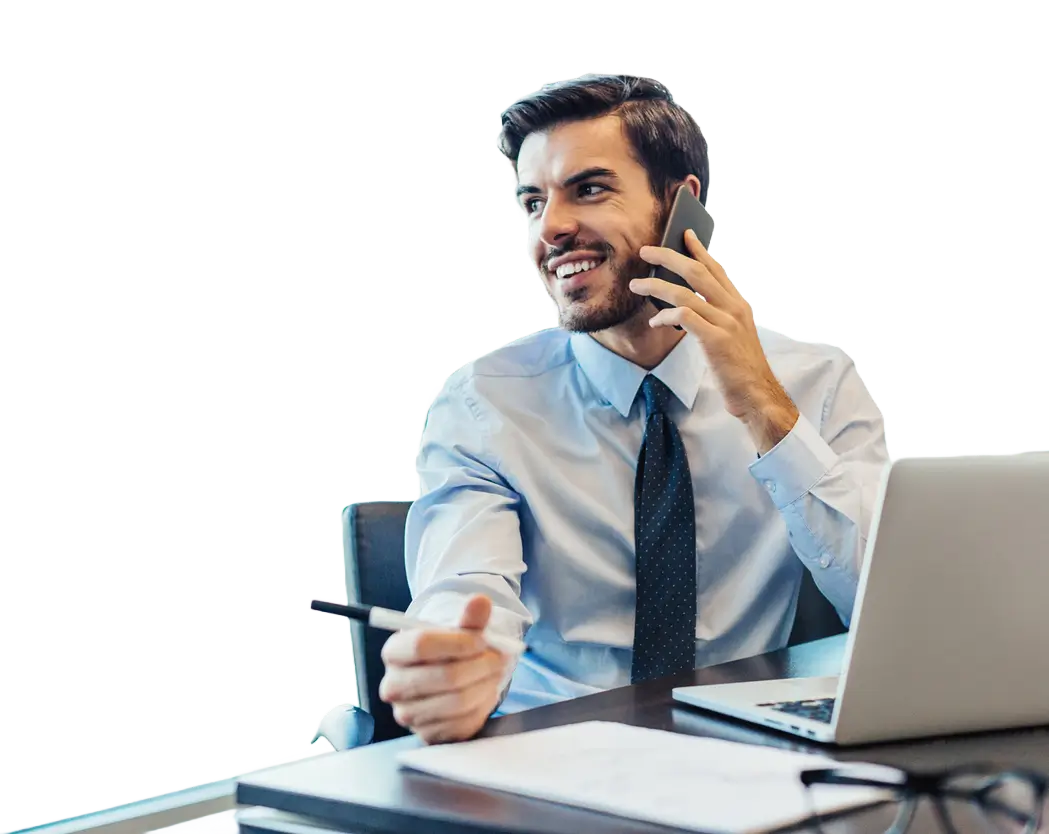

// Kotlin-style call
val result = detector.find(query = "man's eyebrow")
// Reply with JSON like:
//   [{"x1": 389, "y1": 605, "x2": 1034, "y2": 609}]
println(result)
[{"x1": 515, "y1": 167, "x2": 619, "y2": 199}]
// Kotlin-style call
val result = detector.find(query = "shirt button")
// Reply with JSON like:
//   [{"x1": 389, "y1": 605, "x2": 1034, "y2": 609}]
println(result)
[
  {"x1": 819, "y1": 554, "x2": 831, "y2": 568},
  {"x1": 765, "y1": 481, "x2": 776, "y2": 493}
]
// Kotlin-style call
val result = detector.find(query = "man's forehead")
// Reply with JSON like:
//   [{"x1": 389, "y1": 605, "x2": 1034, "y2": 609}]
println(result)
[{"x1": 516, "y1": 115, "x2": 632, "y2": 185}]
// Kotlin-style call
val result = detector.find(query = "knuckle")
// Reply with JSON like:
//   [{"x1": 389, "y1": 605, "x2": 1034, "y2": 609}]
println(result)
[
  {"x1": 410, "y1": 630, "x2": 433, "y2": 658},
  {"x1": 377, "y1": 672, "x2": 395, "y2": 702},
  {"x1": 434, "y1": 664, "x2": 453, "y2": 689},
  {"x1": 452, "y1": 690, "x2": 473, "y2": 713},
  {"x1": 381, "y1": 630, "x2": 412, "y2": 663},
  {"x1": 441, "y1": 662, "x2": 464, "y2": 689}
]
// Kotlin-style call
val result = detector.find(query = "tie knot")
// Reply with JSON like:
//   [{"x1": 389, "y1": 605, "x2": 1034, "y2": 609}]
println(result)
[{"x1": 641, "y1": 374, "x2": 673, "y2": 417}]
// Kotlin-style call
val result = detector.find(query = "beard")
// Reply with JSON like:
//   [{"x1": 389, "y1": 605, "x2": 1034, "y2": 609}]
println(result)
[{"x1": 552, "y1": 200, "x2": 672, "y2": 334}]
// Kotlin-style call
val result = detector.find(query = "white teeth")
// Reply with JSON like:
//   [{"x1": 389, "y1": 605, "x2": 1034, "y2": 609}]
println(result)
[{"x1": 555, "y1": 259, "x2": 601, "y2": 279}]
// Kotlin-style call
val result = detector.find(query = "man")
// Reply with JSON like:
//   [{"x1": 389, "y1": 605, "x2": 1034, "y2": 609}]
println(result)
[{"x1": 378, "y1": 75, "x2": 888, "y2": 744}]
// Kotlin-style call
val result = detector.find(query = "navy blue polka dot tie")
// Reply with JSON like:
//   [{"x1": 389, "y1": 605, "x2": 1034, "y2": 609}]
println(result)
[{"x1": 631, "y1": 374, "x2": 697, "y2": 684}]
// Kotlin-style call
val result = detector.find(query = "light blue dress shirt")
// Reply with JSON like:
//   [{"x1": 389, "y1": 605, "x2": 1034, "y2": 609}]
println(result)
[{"x1": 404, "y1": 327, "x2": 889, "y2": 715}]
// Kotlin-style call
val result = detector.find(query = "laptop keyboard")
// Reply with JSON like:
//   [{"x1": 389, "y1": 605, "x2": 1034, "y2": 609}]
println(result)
[{"x1": 758, "y1": 697, "x2": 836, "y2": 724}]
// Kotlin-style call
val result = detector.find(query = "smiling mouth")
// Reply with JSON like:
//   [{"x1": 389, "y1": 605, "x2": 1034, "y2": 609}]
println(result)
[{"x1": 552, "y1": 257, "x2": 606, "y2": 280}]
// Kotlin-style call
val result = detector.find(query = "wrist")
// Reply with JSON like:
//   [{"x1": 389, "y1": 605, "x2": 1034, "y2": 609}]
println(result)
[{"x1": 742, "y1": 391, "x2": 799, "y2": 455}]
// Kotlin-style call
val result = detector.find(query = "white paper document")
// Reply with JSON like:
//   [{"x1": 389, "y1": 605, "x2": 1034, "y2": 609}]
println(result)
[{"x1": 398, "y1": 721, "x2": 890, "y2": 833}]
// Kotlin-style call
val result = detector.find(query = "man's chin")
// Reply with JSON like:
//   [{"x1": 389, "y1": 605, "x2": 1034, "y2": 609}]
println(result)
[{"x1": 558, "y1": 295, "x2": 649, "y2": 334}]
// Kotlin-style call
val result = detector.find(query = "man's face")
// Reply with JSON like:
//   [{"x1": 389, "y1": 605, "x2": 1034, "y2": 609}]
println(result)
[{"x1": 515, "y1": 115, "x2": 668, "y2": 333}]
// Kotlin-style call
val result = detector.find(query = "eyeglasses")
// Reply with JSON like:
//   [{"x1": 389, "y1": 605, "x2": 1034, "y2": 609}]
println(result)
[{"x1": 800, "y1": 764, "x2": 1047, "y2": 834}]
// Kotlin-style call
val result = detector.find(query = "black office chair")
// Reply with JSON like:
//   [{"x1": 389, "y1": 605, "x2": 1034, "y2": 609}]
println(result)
[
  {"x1": 313, "y1": 501, "x2": 414, "y2": 750},
  {"x1": 313, "y1": 500, "x2": 846, "y2": 750},
  {"x1": 788, "y1": 564, "x2": 848, "y2": 646}
]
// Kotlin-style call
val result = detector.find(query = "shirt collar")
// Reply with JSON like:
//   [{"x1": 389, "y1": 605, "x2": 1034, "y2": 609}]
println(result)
[{"x1": 570, "y1": 332, "x2": 707, "y2": 418}]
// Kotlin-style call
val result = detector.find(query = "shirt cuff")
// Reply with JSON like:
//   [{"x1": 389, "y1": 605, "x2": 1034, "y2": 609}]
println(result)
[{"x1": 748, "y1": 413, "x2": 838, "y2": 509}]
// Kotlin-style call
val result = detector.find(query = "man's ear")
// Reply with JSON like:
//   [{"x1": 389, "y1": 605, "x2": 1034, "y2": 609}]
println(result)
[
  {"x1": 683, "y1": 175, "x2": 702, "y2": 200},
  {"x1": 665, "y1": 176, "x2": 703, "y2": 203}
]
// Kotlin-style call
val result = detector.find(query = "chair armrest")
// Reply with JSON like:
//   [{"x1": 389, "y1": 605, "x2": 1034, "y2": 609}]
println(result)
[{"x1": 312, "y1": 704, "x2": 376, "y2": 751}]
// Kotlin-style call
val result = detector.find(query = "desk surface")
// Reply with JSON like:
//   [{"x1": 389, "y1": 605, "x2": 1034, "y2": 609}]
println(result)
[{"x1": 236, "y1": 635, "x2": 1049, "y2": 834}]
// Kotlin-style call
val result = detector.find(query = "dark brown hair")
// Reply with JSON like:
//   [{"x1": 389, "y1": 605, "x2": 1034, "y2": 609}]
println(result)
[{"x1": 498, "y1": 74, "x2": 710, "y2": 205}]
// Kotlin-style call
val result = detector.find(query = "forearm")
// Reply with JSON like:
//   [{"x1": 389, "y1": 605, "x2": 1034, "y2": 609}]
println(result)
[
  {"x1": 749, "y1": 358, "x2": 889, "y2": 624},
  {"x1": 405, "y1": 387, "x2": 533, "y2": 711}
]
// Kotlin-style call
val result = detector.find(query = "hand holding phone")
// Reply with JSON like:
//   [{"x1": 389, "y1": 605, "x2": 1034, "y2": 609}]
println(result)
[{"x1": 647, "y1": 185, "x2": 715, "y2": 312}]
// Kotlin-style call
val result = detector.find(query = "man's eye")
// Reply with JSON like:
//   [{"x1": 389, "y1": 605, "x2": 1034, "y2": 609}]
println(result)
[
  {"x1": 579, "y1": 184, "x2": 607, "y2": 198},
  {"x1": 524, "y1": 185, "x2": 608, "y2": 217}
]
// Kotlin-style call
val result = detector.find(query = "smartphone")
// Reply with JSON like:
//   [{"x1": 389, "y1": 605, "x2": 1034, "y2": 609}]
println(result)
[{"x1": 647, "y1": 185, "x2": 715, "y2": 311}]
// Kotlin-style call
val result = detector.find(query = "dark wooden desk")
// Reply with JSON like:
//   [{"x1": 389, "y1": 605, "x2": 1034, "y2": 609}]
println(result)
[{"x1": 236, "y1": 635, "x2": 1049, "y2": 834}]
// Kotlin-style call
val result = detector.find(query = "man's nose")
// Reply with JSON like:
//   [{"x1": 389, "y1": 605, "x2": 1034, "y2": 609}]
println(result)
[{"x1": 538, "y1": 196, "x2": 579, "y2": 248}]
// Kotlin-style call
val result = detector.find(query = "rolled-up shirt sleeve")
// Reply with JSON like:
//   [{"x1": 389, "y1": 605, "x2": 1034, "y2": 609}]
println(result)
[
  {"x1": 749, "y1": 353, "x2": 889, "y2": 625},
  {"x1": 404, "y1": 372, "x2": 533, "y2": 647}
]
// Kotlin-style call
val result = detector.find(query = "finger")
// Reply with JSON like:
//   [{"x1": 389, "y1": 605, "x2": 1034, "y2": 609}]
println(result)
[
  {"x1": 638, "y1": 244, "x2": 731, "y2": 306},
  {"x1": 679, "y1": 228, "x2": 738, "y2": 295},
  {"x1": 379, "y1": 650, "x2": 507, "y2": 703},
  {"x1": 414, "y1": 711, "x2": 490, "y2": 745},
  {"x1": 381, "y1": 626, "x2": 487, "y2": 666},
  {"x1": 457, "y1": 594, "x2": 492, "y2": 631},
  {"x1": 391, "y1": 669, "x2": 504, "y2": 728},
  {"x1": 628, "y1": 275, "x2": 698, "y2": 306},
  {"x1": 629, "y1": 278, "x2": 733, "y2": 328},
  {"x1": 647, "y1": 304, "x2": 718, "y2": 340}
]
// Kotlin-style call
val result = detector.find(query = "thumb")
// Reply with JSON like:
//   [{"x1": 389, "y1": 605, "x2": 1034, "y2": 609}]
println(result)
[{"x1": 458, "y1": 594, "x2": 492, "y2": 632}]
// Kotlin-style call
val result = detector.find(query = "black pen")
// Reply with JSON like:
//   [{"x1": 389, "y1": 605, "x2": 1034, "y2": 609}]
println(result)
[{"x1": 310, "y1": 600, "x2": 526, "y2": 656}]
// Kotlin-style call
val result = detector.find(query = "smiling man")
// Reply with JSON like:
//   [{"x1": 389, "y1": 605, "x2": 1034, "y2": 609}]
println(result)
[
  {"x1": 377, "y1": 75, "x2": 889, "y2": 744},
  {"x1": 520, "y1": 123, "x2": 682, "y2": 343}
]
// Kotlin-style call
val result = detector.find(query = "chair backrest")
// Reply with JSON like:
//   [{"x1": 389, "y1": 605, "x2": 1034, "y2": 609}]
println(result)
[
  {"x1": 343, "y1": 500, "x2": 845, "y2": 742},
  {"x1": 342, "y1": 501, "x2": 413, "y2": 743},
  {"x1": 787, "y1": 565, "x2": 848, "y2": 646}
]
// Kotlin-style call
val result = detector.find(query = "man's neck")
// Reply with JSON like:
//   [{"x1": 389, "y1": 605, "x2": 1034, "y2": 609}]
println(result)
[{"x1": 587, "y1": 305, "x2": 687, "y2": 371}]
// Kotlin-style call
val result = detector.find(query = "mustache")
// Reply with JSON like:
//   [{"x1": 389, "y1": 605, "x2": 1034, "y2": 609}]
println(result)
[{"x1": 542, "y1": 240, "x2": 613, "y2": 272}]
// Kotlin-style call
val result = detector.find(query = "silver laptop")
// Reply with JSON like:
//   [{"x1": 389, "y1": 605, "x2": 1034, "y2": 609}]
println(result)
[{"x1": 673, "y1": 454, "x2": 1049, "y2": 745}]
